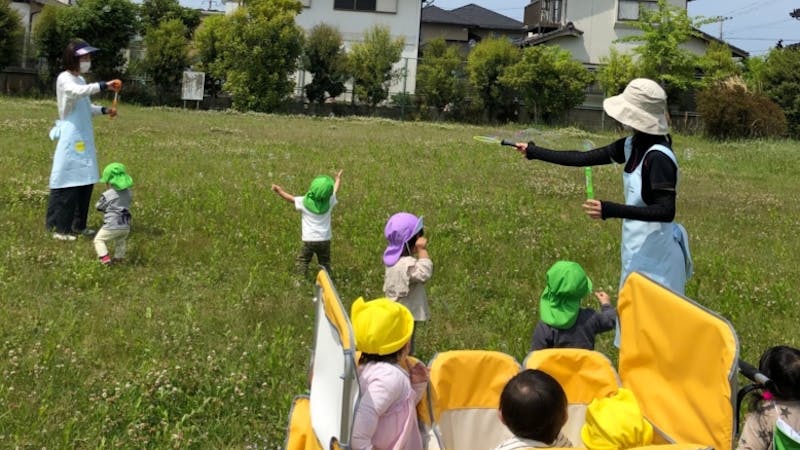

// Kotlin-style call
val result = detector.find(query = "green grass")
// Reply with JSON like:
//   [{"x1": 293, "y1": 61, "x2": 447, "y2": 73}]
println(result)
[{"x1": 1, "y1": 95, "x2": 799, "y2": 448}]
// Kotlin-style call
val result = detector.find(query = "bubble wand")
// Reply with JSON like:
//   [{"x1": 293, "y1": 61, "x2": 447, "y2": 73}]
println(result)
[{"x1": 110, "y1": 91, "x2": 118, "y2": 120}]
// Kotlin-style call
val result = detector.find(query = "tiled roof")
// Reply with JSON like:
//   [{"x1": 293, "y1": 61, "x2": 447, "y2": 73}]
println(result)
[
  {"x1": 450, "y1": 3, "x2": 524, "y2": 31},
  {"x1": 421, "y1": 5, "x2": 473, "y2": 26},
  {"x1": 422, "y1": 3, "x2": 524, "y2": 32}
]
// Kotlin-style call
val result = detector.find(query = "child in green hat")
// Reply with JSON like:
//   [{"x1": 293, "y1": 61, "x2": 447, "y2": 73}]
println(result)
[
  {"x1": 272, "y1": 170, "x2": 342, "y2": 278},
  {"x1": 530, "y1": 260, "x2": 616, "y2": 351},
  {"x1": 94, "y1": 162, "x2": 133, "y2": 265}
]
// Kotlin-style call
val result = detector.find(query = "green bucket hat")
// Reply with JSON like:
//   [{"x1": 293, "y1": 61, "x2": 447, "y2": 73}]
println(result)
[
  {"x1": 539, "y1": 261, "x2": 592, "y2": 329},
  {"x1": 303, "y1": 175, "x2": 334, "y2": 214},
  {"x1": 100, "y1": 162, "x2": 133, "y2": 191}
]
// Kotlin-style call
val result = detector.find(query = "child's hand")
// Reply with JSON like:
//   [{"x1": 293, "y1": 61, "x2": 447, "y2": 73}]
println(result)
[
  {"x1": 335, "y1": 169, "x2": 343, "y2": 179},
  {"x1": 595, "y1": 291, "x2": 611, "y2": 306},
  {"x1": 414, "y1": 236, "x2": 428, "y2": 251},
  {"x1": 271, "y1": 184, "x2": 280, "y2": 192},
  {"x1": 409, "y1": 360, "x2": 429, "y2": 384}
]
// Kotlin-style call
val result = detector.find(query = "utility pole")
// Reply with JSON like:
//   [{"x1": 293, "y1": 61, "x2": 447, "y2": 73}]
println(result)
[{"x1": 715, "y1": 16, "x2": 733, "y2": 40}]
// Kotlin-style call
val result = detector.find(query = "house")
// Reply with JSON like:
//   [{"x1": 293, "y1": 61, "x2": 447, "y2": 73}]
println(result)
[
  {"x1": 227, "y1": 0, "x2": 423, "y2": 100},
  {"x1": 420, "y1": 4, "x2": 525, "y2": 53},
  {"x1": 9, "y1": 0, "x2": 71, "y2": 69},
  {"x1": 521, "y1": 0, "x2": 748, "y2": 67}
]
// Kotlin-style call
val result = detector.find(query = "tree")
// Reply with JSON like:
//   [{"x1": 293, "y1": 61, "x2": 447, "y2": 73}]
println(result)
[
  {"x1": 302, "y1": 23, "x2": 348, "y2": 104},
  {"x1": 761, "y1": 47, "x2": 800, "y2": 137},
  {"x1": 466, "y1": 37, "x2": 520, "y2": 122},
  {"x1": 33, "y1": 0, "x2": 138, "y2": 82},
  {"x1": 143, "y1": 19, "x2": 189, "y2": 99},
  {"x1": 596, "y1": 47, "x2": 639, "y2": 97},
  {"x1": 0, "y1": 0, "x2": 23, "y2": 71},
  {"x1": 139, "y1": 0, "x2": 201, "y2": 37},
  {"x1": 416, "y1": 38, "x2": 466, "y2": 112},
  {"x1": 615, "y1": 0, "x2": 707, "y2": 102},
  {"x1": 348, "y1": 25, "x2": 405, "y2": 107},
  {"x1": 697, "y1": 79, "x2": 787, "y2": 139},
  {"x1": 192, "y1": 14, "x2": 226, "y2": 98},
  {"x1": 215, "y1": 0, "x2": 304, "y2": 112},
  {"x1": 500, "y1": 45, "x2": 594, "y2": 123},
  {"x1": 699, "y1": 41, "x2": 741, "y2": 86}
]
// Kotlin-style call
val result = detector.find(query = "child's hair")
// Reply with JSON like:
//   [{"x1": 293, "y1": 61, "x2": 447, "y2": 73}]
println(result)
[
  {"x1": 359, "y1": 349, "x2": 404, "y2": 366},
  {"x1": 401, "y1": 229, "x2": 424, "y2": 258},
  {"x1": 760, "y1": 346, "x2": 800, "y2": 401},
  {"x1": 500, "y1": 369, "x2": 567, "y2": 443}
]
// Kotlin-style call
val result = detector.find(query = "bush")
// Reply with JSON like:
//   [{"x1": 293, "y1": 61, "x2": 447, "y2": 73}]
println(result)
[
  {"x1": 0, "y1": 0, "x2": 23, "y2": 71},
  {"x1": 761, "y1": 47, "x2": 800, "y2": 138},
  {"x1": 302, "y1": 23, "x2": 348, "y2": 104},
  {"x1": 696, "y1": 80, "x2": 787, "y2": 139}
]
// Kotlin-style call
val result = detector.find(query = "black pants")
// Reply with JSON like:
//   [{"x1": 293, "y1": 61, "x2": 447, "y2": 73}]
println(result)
[
  {"x1": 45, "y1": 184, "x2": 94, "y2": 234},
  {"x1": 296, "y1": 240, "x2": 331, "y2": 276}
]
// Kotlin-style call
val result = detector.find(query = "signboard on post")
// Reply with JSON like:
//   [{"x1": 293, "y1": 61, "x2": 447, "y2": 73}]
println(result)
[{"x1": 181, "y1": 71, "x2": 205, "y2": 106}]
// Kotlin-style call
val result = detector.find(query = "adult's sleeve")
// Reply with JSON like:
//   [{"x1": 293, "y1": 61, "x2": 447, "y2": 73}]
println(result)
[
  {"x1": 58, "y1": 74, "x2": 101, "y2": 101},
  {"x1": 644, "y1": 151, "x2": 678, "y2": 192},
  {"x1": 525, "y1": 138, "x2": 627, "y2": 166},
  {"x1": 600, "y1": 190, "x2": 676, "y2": 222}
]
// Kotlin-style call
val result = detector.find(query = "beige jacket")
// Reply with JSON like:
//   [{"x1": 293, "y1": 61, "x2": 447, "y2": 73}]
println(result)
[{"x1": 383, "y1": 256, "x2": 433, "y2": 321}]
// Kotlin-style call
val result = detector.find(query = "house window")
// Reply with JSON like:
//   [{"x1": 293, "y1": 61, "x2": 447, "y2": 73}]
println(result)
[
  {"x1": 618, "y1": 0, "x2": 657, "y2": 21},
  {"x1": 334, "y1": 0, "x2": 377, "y2": 11},
  {"x1": 541, "y1": 0, "x2": 562, "y2": 23}
]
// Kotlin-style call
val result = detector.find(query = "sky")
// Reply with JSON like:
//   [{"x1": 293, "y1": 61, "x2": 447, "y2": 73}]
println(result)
[{"x1": 179, "y1": 0, "x2": 799, "y2": 56}]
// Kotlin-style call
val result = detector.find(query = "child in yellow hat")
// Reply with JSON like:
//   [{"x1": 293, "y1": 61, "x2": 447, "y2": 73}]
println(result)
[
  {"x1": 350, "y1": 297, "x2": 428, "y2": 450},
  {"x1": 492, "y1": 369, "x2": 573, "y2": 449},
  {"x1": 581, "y1": 388, "x2": 653, "y2": 450},
  {"x1": 271, "y1": 170, "x2": 342, "y2": 278}
]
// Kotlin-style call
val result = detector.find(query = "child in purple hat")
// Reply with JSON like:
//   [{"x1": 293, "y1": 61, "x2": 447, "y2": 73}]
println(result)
[{"x1": 382, "y1": 212, "x2": 433, "y2": 351}]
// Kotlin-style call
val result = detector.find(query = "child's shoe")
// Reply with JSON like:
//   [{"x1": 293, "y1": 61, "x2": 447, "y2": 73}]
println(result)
[
  {"x1": 99, "y1": 255, "x2": 112, "y2": 265},
  {"x1": 53, "y1": 232, "x2": 76, "y2": 241}
]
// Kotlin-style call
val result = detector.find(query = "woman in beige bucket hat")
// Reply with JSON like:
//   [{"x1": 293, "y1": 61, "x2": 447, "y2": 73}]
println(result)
[{"x1": 513, "y1": 78, "x2": 692, "y2": 310}]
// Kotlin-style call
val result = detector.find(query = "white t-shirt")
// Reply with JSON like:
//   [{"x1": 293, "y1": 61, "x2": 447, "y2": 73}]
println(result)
[{"x1": 294, "y1": 194, "x2": 337, "y2": 242}]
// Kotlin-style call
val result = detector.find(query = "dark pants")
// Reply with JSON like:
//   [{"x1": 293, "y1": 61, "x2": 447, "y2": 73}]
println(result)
[
  {"x1": 296, "y1": 240, "x2": 331, "y2": 276},
  {"x1": 45, "y1": 184, "x2": 94, "y2": 234}
]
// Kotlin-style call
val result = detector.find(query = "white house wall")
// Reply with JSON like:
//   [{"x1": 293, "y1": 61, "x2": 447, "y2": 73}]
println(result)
[
  {"x1": 555, "y1": 0, "x2": 707, "y2": 65},
  {"x1": 294, "y1": 0, "x2": 421, "y2": 98}
]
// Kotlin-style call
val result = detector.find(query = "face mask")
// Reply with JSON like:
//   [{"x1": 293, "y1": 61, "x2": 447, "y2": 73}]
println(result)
[{"x1": 79, "y1": 61, "x2": 91, "y2": 74}]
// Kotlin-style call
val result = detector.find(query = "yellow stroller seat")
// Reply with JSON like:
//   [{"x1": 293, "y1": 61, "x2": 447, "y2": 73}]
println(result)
[
  {"x1": 523, "y1": 348, "x2": 621, "y2": 446},
  {"x1": 425, "y1": 350, "x2": 521, "y2": 450}
]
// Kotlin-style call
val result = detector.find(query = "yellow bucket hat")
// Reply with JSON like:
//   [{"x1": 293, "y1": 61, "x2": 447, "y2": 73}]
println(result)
[
  {"x1": 350, "y1": 297, "x2": 414, "y2": 356},
  {"x1": 581, "y1": 388, "x2": 654, "y2": 450}
]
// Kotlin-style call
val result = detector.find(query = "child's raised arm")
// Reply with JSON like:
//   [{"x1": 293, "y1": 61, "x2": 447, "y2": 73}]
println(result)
[
  {"x1": 271, "y1": 184, "x2": 295, "y2": 203},
  {"x1": 334, "y1": 169, "x2": 343, "y2": 194}
]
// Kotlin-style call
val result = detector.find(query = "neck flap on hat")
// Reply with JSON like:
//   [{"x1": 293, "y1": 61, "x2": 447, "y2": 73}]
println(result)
[{"x1": 303, "y1": 175, "x2": 334, "y2": 214}]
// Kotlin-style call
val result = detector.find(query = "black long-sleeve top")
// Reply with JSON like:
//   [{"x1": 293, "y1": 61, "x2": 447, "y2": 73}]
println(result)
[{"x1": 525, "y1": 135, "x2": 678, "y2": 222}]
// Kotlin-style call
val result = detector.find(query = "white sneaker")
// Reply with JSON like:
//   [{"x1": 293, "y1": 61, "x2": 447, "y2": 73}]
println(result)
[{"x1": 53, "y1": 232, "x2": 76, "y2": 241}]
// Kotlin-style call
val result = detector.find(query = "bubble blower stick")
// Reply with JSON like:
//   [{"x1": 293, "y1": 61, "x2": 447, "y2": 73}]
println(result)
[
  {"x1": 110, "y1": 90, "x2": 118, "y2": 120},
  {"x1": 583, "y1": 140, "x2": 595, "y2": 200},
  {"x1": 472, "y1": 135, "x2": 516, "y2": 147}
]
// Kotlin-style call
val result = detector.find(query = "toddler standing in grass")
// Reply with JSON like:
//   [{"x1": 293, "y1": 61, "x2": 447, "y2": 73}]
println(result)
[
  {"x1": 383, "y1": 212, "x2": 432, "y2": 352},
  {"x1": 94, "y1": 162, "x2": 133, "y2": 266},
  {"x1": 530, "y1": 261, "x2": 616, "y2": 352},
  {"x1": 271, "y1": 170, "x2": 342, "y2": 277}
]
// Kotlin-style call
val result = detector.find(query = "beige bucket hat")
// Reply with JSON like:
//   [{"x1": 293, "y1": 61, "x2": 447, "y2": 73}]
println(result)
[{"x1": 603, "y1": 78, "x2": 669, "y2": 135}]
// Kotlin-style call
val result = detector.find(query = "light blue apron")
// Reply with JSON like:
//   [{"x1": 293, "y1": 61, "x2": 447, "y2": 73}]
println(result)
[
  {"x1": 48, "y1": 89, "x2": 99, "y2": 189},
  {"x1": 619, "y1": 139, "x2": 692, "y2": 294},
  {"x1": 615, "y1": 138, "x2": 692, "y2": 346}
]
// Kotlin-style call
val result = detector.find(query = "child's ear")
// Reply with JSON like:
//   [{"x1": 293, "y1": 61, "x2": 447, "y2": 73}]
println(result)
[{"x1": 497, "y1": 408, "x2": 505, "y2": 426}]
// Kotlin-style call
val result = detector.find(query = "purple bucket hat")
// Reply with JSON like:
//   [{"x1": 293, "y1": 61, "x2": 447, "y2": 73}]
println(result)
[{"x1": 383, "y1": 212, "x2": 424, "y2": 266}]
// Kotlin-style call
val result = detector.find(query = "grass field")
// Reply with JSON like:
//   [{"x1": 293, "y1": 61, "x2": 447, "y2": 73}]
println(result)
[{"x1": 1, "y1": 95, "x2": 799, "y2": 448}]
